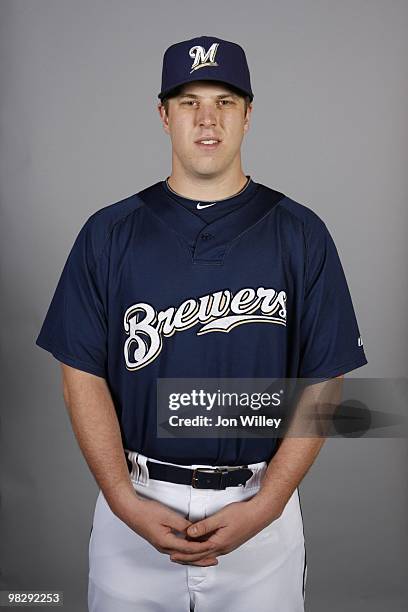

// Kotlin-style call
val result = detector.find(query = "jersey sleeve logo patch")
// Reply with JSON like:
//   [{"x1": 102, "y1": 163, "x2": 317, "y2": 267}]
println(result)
[{"x1": 123, "y1": 286, "x2": 287, "y2": 371}]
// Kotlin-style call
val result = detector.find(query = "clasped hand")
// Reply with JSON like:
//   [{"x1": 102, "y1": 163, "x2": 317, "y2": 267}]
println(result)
[{"x1": 123, "y1": 494, "x2": 280, "y2": 567}]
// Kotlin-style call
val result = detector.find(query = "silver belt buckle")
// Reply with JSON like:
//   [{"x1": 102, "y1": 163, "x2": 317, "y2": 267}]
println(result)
[
  {"x1": 191, "y1": 465, "x2": 248, "y2": 489},
  {"x1": 191, "y1": 467, "x2": 222, "y2": 488}
]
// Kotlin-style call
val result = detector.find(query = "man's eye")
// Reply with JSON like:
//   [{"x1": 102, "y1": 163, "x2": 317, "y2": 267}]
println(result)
[{"x1": 180, "y1": 100, "x2": 233, "y2": 106}]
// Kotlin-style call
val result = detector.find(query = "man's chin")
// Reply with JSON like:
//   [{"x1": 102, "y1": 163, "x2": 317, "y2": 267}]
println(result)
[{"x1": 190, "y1": 163, "x2": 224, "y2": 178}]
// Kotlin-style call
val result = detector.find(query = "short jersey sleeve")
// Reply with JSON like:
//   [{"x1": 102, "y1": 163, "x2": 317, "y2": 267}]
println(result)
[
  {"x1": 298, "y1": 217, "x2": 367, "y2": 379},
  {"x1": 35, "y1": 216, "x2": 109, "y2": 378}
]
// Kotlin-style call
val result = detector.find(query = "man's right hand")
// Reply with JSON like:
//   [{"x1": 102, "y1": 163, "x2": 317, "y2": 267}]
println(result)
[
  {"x1": 107, "y1": 486, "x2": 219, "y2": 566},
  {"x1": 58, "y1": 367, "x2": 219, "y2": 567}
]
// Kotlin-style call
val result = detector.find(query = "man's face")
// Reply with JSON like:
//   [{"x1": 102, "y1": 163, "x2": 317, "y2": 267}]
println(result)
[{"x1": 158, "y1": 81, "x2": 252, "y2": 178}]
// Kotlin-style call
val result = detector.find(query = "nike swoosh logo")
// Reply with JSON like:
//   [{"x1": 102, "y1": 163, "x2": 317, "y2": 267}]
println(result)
[{"x1": 197, "y1": 202, "x2": 216, "y2": 210}]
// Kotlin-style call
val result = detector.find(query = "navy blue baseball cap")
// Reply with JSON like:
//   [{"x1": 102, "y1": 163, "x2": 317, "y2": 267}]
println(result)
[{"x1": 158, "y1": 36, "x2": 254, "y2": 102}]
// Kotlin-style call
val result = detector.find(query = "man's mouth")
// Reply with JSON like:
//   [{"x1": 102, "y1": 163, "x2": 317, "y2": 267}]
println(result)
[{"x1": 195, "y1": 139, "x2": 222, "y2": 151}]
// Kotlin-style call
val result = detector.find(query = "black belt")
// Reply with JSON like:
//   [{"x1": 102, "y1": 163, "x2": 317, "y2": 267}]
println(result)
[{"x1": 127, "y1": 456, "x2": 254, "y2": 490}]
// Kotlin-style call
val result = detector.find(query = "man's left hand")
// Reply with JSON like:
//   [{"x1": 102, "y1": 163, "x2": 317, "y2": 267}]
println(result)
[{"x1": 169, "y1": 496, "x2": 282, "y2": 565}]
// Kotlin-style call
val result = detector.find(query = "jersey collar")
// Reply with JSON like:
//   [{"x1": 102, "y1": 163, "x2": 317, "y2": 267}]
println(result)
[{"x1": 138, "y1": 180, "x2": 285, "y2": 264}]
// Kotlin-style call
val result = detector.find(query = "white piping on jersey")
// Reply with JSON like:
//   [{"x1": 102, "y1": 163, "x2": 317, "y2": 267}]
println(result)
[{"x1": 165, "y1": 176, "x2": 252, "y2": 206}]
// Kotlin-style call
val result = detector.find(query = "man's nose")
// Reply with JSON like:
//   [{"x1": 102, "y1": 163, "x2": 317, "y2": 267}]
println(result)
[{"x1": 196, "y1": 105, "x2": 217, "y2": 126}]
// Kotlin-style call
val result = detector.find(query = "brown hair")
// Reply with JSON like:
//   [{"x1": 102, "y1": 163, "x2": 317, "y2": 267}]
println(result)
[{"x1": 160, "y1": 83, "x2": 251, "y2": 116}]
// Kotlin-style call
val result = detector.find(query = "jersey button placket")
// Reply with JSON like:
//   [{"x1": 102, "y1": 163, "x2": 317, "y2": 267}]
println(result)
[{"x1": 193, "y1": 231, "x2": 219, "y2": 262}]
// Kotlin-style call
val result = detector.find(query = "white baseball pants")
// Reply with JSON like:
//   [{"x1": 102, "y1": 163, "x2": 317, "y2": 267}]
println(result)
[{"x1": 88, "y1": 452, "x2": 307, "y2": 611}]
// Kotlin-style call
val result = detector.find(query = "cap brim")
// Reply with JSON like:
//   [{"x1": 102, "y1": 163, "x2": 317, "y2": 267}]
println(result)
[{"x1": 158, "y1": 76, "x2": 253, "y2": 101}]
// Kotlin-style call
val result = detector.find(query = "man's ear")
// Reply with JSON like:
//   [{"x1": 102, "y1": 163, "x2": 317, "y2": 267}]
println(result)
[
  {"x1": 243, "y1": 102, "x2": 252, "y2": 133},
  {"x1": 158, "y1": 102, "x2": 170, "y2": 135}
]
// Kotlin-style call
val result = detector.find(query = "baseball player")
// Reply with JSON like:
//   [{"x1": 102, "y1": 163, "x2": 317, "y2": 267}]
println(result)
[{"x1": 36, "y1": 36, "x2": 368, "y2": 611}]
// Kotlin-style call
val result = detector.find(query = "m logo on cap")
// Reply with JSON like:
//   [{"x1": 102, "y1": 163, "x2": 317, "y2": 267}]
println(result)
[{"x1": 189, "y1": 43, "x2": 219, "y2": 73}]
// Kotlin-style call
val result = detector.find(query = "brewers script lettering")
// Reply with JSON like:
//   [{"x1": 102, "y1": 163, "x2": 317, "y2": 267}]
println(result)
[{"x1": 123, "y1": 286, "x2": 287, "y2": 371}]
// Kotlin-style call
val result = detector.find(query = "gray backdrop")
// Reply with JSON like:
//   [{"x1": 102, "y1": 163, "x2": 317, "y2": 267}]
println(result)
[{"x1": 1, "y1": 1, "x2": 407, "y2": 610}]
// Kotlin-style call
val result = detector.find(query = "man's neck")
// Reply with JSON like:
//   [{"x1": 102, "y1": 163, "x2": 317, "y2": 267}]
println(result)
[{"x1": 167, "y1": 171, "x2": 249, "y2": 202}]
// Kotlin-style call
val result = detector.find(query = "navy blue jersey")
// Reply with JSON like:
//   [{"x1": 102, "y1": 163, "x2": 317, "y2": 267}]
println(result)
[{"x1": 35, "y1": 178, "x2": 367, "y2": 465}]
